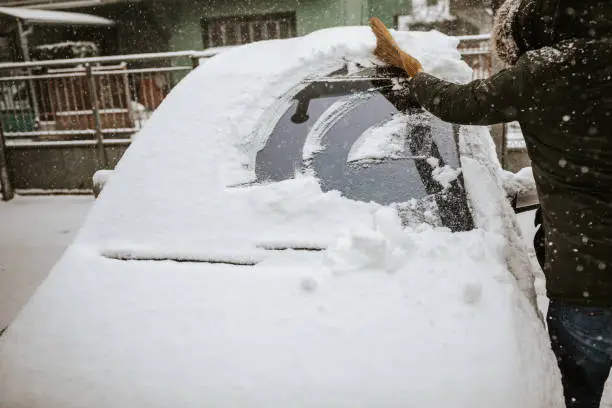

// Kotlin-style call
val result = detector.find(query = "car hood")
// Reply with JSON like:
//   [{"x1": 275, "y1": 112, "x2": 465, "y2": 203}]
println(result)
[{"x1": 0, "y1": 228, "x2": 560, "y2": 407}]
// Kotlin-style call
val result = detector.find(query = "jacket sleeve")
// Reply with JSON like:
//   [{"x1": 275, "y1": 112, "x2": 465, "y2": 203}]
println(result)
[{"x1": 408, "y1": 62, "x2": 528, "y2": 126}]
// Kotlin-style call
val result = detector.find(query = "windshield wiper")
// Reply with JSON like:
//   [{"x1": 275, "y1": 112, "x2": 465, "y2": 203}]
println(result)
[
  {"x1": 256, "y1": 244, "x2": 325, "y2": 251},
  {"x1": 101, "y1": 250, "x2": 258, "y2": 266}
]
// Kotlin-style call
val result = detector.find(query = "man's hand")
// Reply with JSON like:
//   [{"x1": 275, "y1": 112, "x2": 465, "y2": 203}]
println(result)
[{"x1": 370, "y1": 17, "x2": 423, "y2": 77}]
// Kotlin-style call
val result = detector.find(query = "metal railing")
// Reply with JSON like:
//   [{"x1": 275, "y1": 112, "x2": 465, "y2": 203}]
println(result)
[{"x1": 0, "y1": 50, "x2": 220, "y2": 151}]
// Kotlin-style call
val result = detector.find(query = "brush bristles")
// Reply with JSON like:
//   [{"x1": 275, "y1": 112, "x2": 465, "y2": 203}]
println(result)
[{"x1": 369, "y1": 17, "x2": 423, "y2": 77}]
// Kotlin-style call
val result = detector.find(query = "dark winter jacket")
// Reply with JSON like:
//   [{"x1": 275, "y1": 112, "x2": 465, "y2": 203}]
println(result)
[{"x1": 408, "y1": 0, "x2": 612, "y2": 305}]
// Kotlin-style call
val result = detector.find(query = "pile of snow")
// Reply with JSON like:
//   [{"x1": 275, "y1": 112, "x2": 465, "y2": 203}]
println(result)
[
  {"x1": 426, "y1": 156, "x2": 462, "y2": 189},
  {"x1": 92, "y1": 169, "x2": 114, "y2": 198},
  {"x1": 502, "y1": 167, "x2": 536, "y2": 198},
  {"x1": 347, "y1": 113, "x2": 412, "y2": 162}
]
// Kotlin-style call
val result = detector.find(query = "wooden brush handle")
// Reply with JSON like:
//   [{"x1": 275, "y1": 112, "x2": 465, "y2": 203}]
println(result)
[{"x1": 370, "y1": 17, "x2": 423, "y2": 77}]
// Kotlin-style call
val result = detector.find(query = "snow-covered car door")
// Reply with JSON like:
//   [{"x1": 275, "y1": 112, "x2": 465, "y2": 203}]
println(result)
[{"x1": 459, "y1": 124, "x2": 541, "y2": 315}]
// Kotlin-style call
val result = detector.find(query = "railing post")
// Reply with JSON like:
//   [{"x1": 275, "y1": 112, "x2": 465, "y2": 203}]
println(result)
[
  {"x1": 491, "y1": 44, "x2": 508, "y2": 168},
  {"x1": 121, "y1": 65, "x2": 136, "y2": 128},
  {"x1": 500, "y1": 123, "x2": 508, "y2": 169},
  {"x1": 0, "y1": 121, "x2": 14, "y2": 201},
  {"x1": 191, "y1": 55, "x2": 200, "y2": 69},
  {"x1": 86, "y1": 63, "x2": 108, "y2": 167},
  {"x1": 16, "y1": 19, "x2": 40, "y2": 122}
]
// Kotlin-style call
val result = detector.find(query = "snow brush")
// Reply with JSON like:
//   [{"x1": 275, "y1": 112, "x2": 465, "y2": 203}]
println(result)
[{"x1": 370, "y1": 17, "x2": 423, "y2": 77}]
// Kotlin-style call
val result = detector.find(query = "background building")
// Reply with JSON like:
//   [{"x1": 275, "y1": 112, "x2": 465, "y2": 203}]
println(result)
[{"x1": 0, "y1": 0, "x2": 495, "y2": 59}]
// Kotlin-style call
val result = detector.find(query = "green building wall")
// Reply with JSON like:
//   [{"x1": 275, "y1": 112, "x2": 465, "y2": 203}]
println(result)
[
  {"x1": 35, "y1": 0, "x2": 414, "y2": 55},
  {"x1": 158, "y1": 0, "x2": 357, "y2": 52},
  {"x1": 130, "y1": 0, "x2": 414, "y2": 53}
]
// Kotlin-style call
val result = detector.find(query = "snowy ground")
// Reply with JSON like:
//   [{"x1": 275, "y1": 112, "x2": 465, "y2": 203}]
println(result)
[{"x1": 0, "y1": 195, "x2": 93, "y2": 329}]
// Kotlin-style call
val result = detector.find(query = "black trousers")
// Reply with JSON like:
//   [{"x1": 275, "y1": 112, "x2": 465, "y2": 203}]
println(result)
[{"x1": 535, "y1": 208, "x2": 611, "y2": 408}]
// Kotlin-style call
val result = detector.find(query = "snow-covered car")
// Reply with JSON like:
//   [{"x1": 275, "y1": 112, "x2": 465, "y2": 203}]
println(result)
[{"x1": 0, "y1": 28, "x2": 563, "y2": 408}]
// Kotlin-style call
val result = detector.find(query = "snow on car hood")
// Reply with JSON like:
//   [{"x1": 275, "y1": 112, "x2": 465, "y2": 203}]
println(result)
[
  {"x1": 0, "y1": 27, "x2": 564, "y2": 408},
  {"x1": 0, "y1": 214, "x2": 562, "y2": 408}
]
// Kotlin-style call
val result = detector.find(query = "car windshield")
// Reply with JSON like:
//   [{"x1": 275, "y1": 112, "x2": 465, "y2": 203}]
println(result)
[{"x1": 255, "y1": 68, "x2": 473, "y2": 232}]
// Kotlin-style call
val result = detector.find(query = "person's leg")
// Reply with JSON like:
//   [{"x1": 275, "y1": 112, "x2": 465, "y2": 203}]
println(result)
[{"x1": 547, "y1": 301, "x2": 612, "y2": 408}]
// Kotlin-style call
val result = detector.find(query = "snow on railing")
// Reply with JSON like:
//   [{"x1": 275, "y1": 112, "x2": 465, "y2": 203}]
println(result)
[{"x1": 0, "y1": 51, "x2": 202, "y2": 70}]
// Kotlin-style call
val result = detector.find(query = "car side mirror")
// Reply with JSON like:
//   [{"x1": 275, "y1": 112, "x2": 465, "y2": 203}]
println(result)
[
  {"x1": 502, "y1": 167, "x2": 539, "y2": 213},
  {"x1": 93, "y1": 169, "x2": 114, "y2": 198}
]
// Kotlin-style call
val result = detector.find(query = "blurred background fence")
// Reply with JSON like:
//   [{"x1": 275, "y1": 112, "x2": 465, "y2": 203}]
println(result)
[{"x1": 0, "y1": 50, "x2": 218, "y2": 144}]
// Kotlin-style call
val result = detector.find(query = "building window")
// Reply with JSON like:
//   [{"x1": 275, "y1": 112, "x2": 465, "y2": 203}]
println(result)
[{"x1": 201, "y1": 12, "x2": 297, "y2": 48}]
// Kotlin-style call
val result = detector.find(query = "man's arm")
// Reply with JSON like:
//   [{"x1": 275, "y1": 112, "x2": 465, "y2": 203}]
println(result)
[{"x1": 408, "y1": 62, "x2": 528, "y2": 126}]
